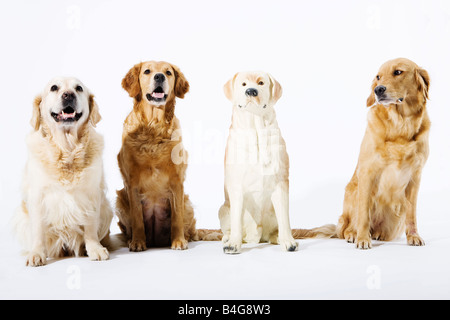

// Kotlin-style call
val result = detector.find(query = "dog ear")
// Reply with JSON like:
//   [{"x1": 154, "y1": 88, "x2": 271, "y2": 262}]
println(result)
[
  {"x1": 416, "y1": 67, "x2": 430, "y2": 101},
  {"x1": 122, "y1": 63, "x2": 142, "y2": 101},
  {"x1": 88, "y1": 94, "x2": 101, "y2": 127},
  {"x1": 268, "y1": 74, "x2": 282, "y2": 105},
  {"x1": 224, "y1": 73, "x2": 238, "y2": 101},
  {"x1": 30, "y1": 95, "x2": 42, "y2": 131},
  {"x1": 366, "y1": 78, "x2": 377, "y2": 107},
  {"x1": 172, "y1": 64, "x2": 190, "y2": 98}
]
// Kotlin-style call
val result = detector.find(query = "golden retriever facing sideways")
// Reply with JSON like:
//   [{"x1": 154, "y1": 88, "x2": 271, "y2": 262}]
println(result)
[
  {"x1": 337, "y1": 58, "x2": 431, "y2": 249},
  {"x1": 14, "y1": 77, "x2": 113, "y2": 266},
  {"x1": 116, "y1": 61, "x2": 220, "y2": 252},
  {"x1": 219, "y1": 71, "x2": 334, "y2": 254}
]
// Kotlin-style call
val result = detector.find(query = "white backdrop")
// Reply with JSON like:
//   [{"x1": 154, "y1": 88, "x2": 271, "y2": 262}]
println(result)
[{"x1": 1, "y1": 0, "x2": 449, "y2": 299}]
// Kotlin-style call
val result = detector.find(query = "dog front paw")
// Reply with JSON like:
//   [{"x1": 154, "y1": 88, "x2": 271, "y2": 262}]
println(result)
[
  {"x1": 26, "y1": 251, "x2": 47, "y2": 267},
  {"x1": 128, "y1": 239, "x2": 147, "y2": 252},
  {"x1": 407, "y1": 234, "x2": 425, "y2": 246},
  {"x1": 356, "y1": 237, "x2": 372, "y2": 250},
  {"x1": 344, "y1": 230, "x2": 357, "y2": 243},
  {"x1": 171, "y1": 238, "x2": 188, "y2": 250},
  {"x1": 280, "y1": 239, "x2": 299, "y2": 252},
  {"x1": 223, "y1": 241, "x2": 242, "y2": 254},
  {"x1": 87, "y1": 245, "x2": 109, "y2": 261}
]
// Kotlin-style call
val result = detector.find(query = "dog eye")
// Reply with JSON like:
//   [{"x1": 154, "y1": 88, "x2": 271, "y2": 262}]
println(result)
[
  {"x1": 376, "y1": 75, "x2": 380, "y2": 80},
  {"x1": 144, "y1": 69, "x2": 151, "y2": 75},
  {"x1": 242, "y1": 82, "x2": 246, "y2": 86},
  {"x1": 258, "y1": 81, "x2": 264, "y2": 85},
  {"x1": 50, "y1": 85, "x2": 58, "y2": 92},
  {"x1": 75, "y1": 85, "x2": 83, "y2": 92},
  {"x1": 166, "y1": 70, "x2": 172, "y2": 76},
  {"x1": 394, "y1": 70, "x2": 403, "y2": 76}
]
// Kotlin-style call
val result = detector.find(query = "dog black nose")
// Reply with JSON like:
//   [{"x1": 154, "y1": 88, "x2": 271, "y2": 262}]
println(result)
[
  {"x1": 245, "y1": 88, "x2": 258, "y2": 97},
  {"x1": 62, "y1": 91, "x2": 75, "y2": 101},
  {"x1": 154, "y1": 73, "x2": 165, "y2": 83},
  {"x1": 374, "y1": 85, "x2": 386, "y2": 96}
]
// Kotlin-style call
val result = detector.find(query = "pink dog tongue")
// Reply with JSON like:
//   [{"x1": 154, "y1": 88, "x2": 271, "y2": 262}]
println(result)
[{"x1": 152, "y1": 92, "x2": 165, "y2": 99}]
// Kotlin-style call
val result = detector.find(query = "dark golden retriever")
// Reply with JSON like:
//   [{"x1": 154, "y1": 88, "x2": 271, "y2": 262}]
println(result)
[{"x1": 116, "y1": 61, "x2": 199, "y2": 251}]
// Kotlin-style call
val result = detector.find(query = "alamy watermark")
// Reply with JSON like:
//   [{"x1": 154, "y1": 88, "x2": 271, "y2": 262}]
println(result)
[
  {"x1": 366, "y1": 265, "x2": 381, "y2": 290},
  {"x1": 170, "y1": 125, "x2": 285, "y2": 176},
  {"x1": 66, "y1": 5, "x2": 81, "y2": 30},
  {"x1": 66, "y1": 265, "x2": 81, "y2": 290},
  {"x1": 366, "y1": 5, "x2": 381, "y2": 30}
]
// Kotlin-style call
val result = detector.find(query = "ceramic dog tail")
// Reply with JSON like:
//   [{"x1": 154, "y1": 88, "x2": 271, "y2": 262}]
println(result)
[
  {"x1": 195, "y1": 229, "x2": 223, "y2": 241},
  {"x1": 292, "y1": 224, "x2": 337, "y2": 239}
]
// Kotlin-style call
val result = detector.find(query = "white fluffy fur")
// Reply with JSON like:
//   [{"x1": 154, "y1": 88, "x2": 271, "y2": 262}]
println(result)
[{"x1": 14, "y1": 77, "x2": 113, "y2": 266}]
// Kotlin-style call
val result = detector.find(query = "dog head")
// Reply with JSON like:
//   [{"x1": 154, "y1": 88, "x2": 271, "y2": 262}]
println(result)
[
  {"x1": 31, "y1": 77, "x2": 100, "y2": 132},
  {"x1": 122, "y1": 61, "x2": 189, "y2": 106},
  {"x1": 367, "y1": 58, "x2": 430, "y2": 109},
  {"x1": 224, "y1": 71, "x2": 282, "y2": 116}
]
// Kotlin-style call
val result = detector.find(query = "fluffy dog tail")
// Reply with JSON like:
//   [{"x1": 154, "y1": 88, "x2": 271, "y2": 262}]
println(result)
[
  {"x1": 195, "y1": 229, "x2": 223, "y2": 241},
  {"x1": 292, "y1": 224, "x2": 337, "y2": 239},
  {"x1": 195, "y1": 225, "x2": 337, "y2": 241},
  {"x1": 102, "y1": 232, "x2": 129, "y2": 251}
]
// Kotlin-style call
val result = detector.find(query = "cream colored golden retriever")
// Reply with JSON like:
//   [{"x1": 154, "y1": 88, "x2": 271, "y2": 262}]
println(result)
[
  {"x1": 14, "y1": 77, "x2": 113, "y2": 266},
  {"x1": 337, "y1": 58, "x2": 430, "y2": 249}
]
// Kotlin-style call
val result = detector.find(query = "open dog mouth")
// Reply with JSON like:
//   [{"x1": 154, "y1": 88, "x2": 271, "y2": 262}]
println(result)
[
  {"x1": 146, "y1": 86, "x2": 167, "y2": 103},
  {"x1": 51, "y1": 106, "x2": 83, "y2": 123}
]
